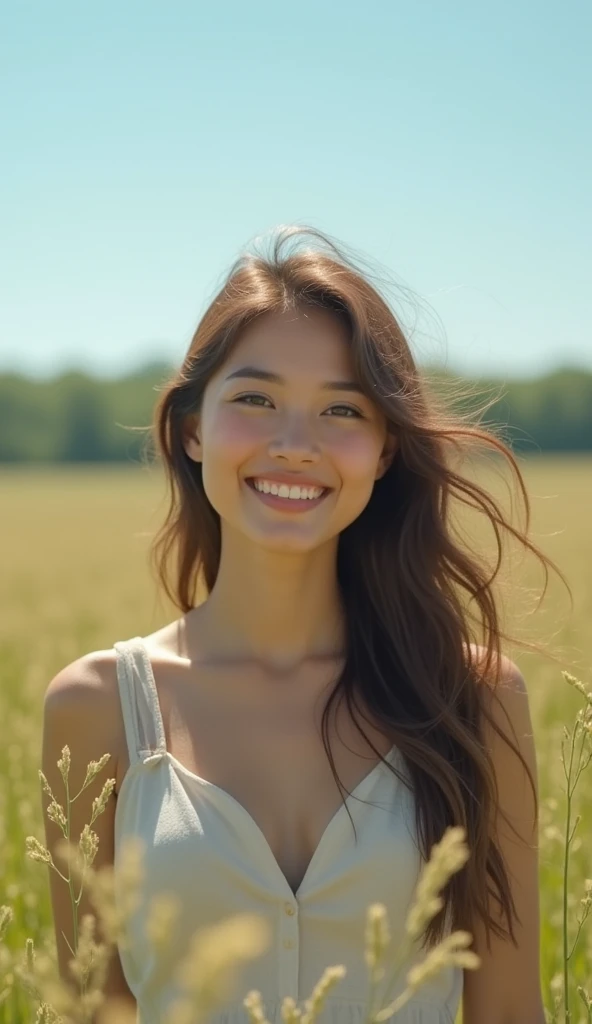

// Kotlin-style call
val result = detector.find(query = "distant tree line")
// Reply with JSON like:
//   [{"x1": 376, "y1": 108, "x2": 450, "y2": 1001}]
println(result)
[{"x1": 1, "y1": 362, "x2": 591, "y2": 463}]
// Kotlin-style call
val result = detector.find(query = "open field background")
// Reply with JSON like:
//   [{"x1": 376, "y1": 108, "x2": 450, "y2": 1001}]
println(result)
[{"x1": 0, "y1": 454, "x2": 590, "y2": 1021}]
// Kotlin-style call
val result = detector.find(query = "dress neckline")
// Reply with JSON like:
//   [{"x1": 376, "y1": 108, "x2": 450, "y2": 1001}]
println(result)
[
  {"x1": 162, "y1": 745, "x2": 399, "y2": 898},
  {"x1": 129, "y1": 635, "x2": 401, "y2": 898}
]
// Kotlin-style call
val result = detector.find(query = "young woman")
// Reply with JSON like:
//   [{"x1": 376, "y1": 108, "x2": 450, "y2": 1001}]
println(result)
[{"x1": 42, "y1": 226, "x2": 559, "y2": 1024}]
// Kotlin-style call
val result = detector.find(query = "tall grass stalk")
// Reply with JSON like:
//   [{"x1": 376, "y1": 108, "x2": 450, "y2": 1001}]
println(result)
[{"x1": 558, "y1": 672, "x2": 592, "y2": 1024}]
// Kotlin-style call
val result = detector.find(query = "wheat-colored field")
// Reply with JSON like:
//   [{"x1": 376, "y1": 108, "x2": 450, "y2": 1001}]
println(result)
[{"x1": 0, "y1": 455, "x2": 590, "y2": 1022}]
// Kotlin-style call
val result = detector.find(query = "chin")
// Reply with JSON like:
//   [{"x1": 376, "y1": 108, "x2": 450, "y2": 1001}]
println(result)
[{"x1": 244, "y1": 523, "x2": 334, "y2": 555}]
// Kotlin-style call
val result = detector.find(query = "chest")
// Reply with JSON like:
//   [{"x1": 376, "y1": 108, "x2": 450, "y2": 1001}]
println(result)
[{"x1": 116, "y1": 657, "x2": 396, "y2": 895}]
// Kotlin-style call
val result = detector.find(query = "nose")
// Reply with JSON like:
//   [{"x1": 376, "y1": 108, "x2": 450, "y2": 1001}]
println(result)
[{"x1": 267, "y1": 412, "x2": 321, "y2": 463}]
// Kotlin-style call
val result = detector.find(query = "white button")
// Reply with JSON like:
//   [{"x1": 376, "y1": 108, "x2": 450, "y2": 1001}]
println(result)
[
  {"x1": 284, "y1": 902, "x2": 295, "y2": 916},
  {"x1": 283, "y1": 938, "x2": 295, "y2": 950}
]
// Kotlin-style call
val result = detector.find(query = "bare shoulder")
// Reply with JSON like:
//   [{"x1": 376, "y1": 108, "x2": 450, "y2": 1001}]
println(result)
[
  {"x1": 468, "y1": 642, "x2": 527, "y2": 693},
  {"x1": 467, "y1": 642, "x2": 532, "y2": 749},
  {"x1": 44, "y1": 646, "x2": 122, "y2": 717},
  {"x1": 43, "y1": 646, "x2": 126, "y2": 779}
]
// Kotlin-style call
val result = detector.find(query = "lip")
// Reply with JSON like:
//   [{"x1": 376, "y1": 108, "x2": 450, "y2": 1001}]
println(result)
[{"x1": 244, "y1": 477, "x2": 331, "y2": 513}]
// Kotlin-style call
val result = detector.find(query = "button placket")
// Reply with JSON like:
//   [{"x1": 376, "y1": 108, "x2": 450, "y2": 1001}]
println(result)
[{"x1": 279, "y1": 898, "x2": 299, "y2": 999}]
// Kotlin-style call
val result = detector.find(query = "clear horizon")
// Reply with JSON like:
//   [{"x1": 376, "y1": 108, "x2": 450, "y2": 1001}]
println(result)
[{"x1": 2, "y1": 0, "x2": 590, "y2": 382}]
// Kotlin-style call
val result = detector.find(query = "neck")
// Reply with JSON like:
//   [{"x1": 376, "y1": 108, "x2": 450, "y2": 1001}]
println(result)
[{"x1": 192, "y1": 528, "x2": 346, "y2": 674}]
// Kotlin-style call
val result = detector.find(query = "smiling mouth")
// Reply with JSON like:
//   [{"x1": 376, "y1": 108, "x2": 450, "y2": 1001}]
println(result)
[{"x1": 245, "y1": 478, "x2": 331, "y2": 511}]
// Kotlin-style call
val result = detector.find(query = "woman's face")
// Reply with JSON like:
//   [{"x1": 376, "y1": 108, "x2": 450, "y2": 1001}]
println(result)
[{"x1": 184, "y1": 306, "x2": 396, "y2": 554}]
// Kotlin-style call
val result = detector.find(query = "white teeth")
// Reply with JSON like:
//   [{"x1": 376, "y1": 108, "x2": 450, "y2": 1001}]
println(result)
[{"x1": 252, "y1": 479, "x2": 324, "y2": 500}]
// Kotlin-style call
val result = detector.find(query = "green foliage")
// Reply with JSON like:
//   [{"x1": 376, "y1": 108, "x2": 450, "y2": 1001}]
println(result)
[{"x1": 1, "y1": 365, "x2": 591, "y2": 463}]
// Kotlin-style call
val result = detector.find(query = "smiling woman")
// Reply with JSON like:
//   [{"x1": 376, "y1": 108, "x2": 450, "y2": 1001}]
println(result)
[{"x1": 41, "y1": 225, "x2": 566, "y2": 1024}]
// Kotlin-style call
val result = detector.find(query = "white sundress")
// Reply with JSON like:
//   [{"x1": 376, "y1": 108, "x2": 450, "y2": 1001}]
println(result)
[{"x1": 112, "y1": 636, "x2": 463, "y2": 1024}]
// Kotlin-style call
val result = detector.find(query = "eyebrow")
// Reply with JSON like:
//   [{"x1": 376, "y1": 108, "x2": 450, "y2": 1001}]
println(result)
[{"x1": 224, "y1": 366, "x2": 365, "y2": 394}]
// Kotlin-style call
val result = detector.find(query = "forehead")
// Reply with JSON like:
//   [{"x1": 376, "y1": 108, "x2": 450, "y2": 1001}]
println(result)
[{"x1": 222, "y1": 306, "x2": 354, "y2": 376}]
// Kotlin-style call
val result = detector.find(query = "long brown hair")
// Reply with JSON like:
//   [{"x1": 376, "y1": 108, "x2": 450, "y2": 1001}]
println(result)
[{"x1": 145, "y1": 225, "x2": 569, "y2": 954}]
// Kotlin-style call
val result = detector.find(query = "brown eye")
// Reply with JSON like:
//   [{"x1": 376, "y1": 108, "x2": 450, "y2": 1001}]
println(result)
[
  {"x1": 324, "y1": 405, "x2": 363, "y2": 418},
  {"x1": 232, "y1": 393, "x2": 273, "y2": 407}
]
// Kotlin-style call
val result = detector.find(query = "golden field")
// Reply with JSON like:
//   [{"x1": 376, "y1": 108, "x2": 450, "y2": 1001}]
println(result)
[{"x1": 0, "y1": 455, "x2": 590, "y2": 1022}]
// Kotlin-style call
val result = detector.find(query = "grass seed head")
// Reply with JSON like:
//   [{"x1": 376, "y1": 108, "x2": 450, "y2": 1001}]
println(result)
[
  {"x1": 364, "y1": 903, "x2": 390, "y2": 978},
  {"x1": 301, "y1": 965, "x2": 347, "y2": 1024},
  {"x1": 405, "y1": 826, "x2": 469, "y2": 941}
]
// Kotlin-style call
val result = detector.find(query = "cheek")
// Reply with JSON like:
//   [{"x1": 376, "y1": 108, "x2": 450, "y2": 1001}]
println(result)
[
  {"x1": 205, "y1": 408, "x2": 262, "y2": 463},
  {"x1": 200, "y1": 408, "x2": 263, "y2": 506},
  {"x1": 329, "y1": 430, "x2": 383, "y2": 482}
]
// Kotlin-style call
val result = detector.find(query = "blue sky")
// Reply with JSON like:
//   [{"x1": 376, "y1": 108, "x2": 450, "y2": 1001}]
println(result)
[{"x1": 1, "y1": 0, "x2": 590, "y2": 381}]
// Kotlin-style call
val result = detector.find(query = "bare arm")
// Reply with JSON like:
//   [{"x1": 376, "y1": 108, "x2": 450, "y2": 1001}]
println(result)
[
  {"x1": 41, "y1": 651, "x2": 137, "y2": 1022},
  {"x1": 462, "y1": 655, "x2": 545, "y2": 1024}
]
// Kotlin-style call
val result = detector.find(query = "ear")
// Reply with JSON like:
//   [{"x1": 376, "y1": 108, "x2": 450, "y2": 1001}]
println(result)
[
  {"x1": 375, "y1": 431, "x2": 398, "y2": 481},
  {"x1": 182, "y1": 414, "x2": 203, "y2": 463}
]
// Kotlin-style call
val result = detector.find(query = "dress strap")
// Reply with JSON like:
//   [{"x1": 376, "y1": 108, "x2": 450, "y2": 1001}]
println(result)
[{"x1": 113, "y1": 637, "x2": 167, "y2": 767}]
